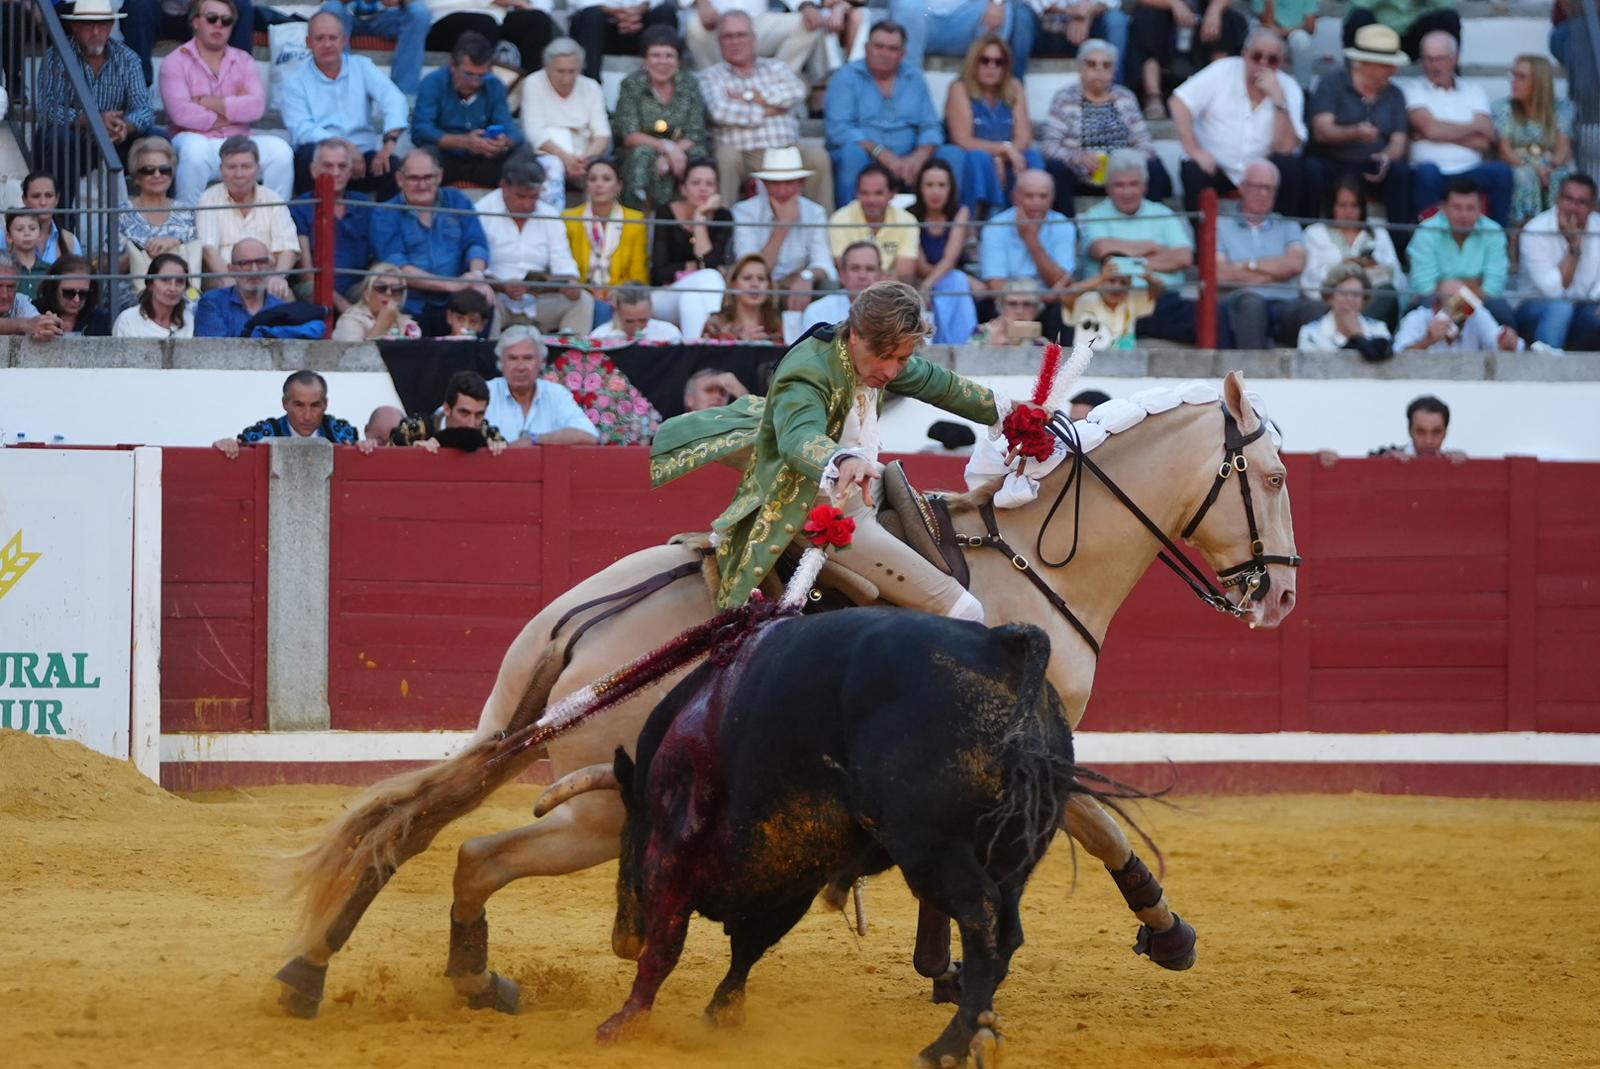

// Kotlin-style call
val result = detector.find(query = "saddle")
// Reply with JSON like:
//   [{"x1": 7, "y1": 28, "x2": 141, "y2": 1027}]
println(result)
[{"x1": 764, "y1": 461, "x2": 973, "y2": 609}]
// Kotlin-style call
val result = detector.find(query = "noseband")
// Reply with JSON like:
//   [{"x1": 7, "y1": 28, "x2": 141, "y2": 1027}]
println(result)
[{"x1": 963, "y1": 404, "x2": 1301, "y2": 657}]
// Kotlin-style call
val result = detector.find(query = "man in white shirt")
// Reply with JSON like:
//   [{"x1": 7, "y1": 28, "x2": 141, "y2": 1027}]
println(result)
[
  {"x1": 686, "y1": 0, "x2": 825, "y2": 76},
  {"x1": 698, "y1": 10, "x2": 835, "y2": 208},
  {"x1": 486, "y1": 326, "x2": 602, "y2": 446},
  {"x1": 518, "y1": 38, "x2": 612, "y2": 190},
  {"x1": 800, "y1": 239, "x2": 882, "y2": 332},
  {"x1": 1394, "y1": 279, "x2": 1522, "y2": 352},
  {"x1": 731, "y1": 147, "x2": 835, "y2": 312},
  {"x1": 1170, "y1": 28, "x2": 1308, "y2": 218},
  {"x1": 589, "y1": 284, "x2": 685, "y2": 342},
  {"x1": 1404, "y1": 30, "x2": 1513, "y2": 224},
  {"x1": 197, "y1": 136, "x2": 299, "y2": 293},
  {"x1": 477, "y1": 148, "x2": 595, "y2": 335},
  {"x1": 1515, "y1": 173, "x2": 1600, "y2": 350}
]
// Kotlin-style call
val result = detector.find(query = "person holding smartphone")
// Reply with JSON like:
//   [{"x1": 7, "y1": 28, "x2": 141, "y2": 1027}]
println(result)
[{"x1": 411, "y1": 32, "x2": 525, "y2": 186}]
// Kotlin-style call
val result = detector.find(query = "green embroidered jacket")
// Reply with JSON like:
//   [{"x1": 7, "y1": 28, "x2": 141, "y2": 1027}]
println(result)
[{"x1": 649, "y1": 326, "x2": 999, "y2": 608}]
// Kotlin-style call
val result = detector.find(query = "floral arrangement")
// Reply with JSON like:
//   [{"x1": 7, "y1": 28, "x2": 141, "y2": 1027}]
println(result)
[{"x1": 542, "y1": 347, "x2": 662, "y2": 446}]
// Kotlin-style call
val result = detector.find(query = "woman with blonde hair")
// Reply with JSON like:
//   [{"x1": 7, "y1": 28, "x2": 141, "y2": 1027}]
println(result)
[
  {"x1": 700, "y1": 253, "x2": 784, "y2": 342},
  {"x1": 333, "y1": 264, "x2": 423, "y2": 341},
  {"x1": 119, "y1": 135, "x2": 200, "y2": 288},
  {"x1": 936, "y1": 35, "x2": 1044, "y2": 217},
  {"x1": 1493, "y1": 54, "x2": 1575, "y2": 224},
  {"x1": 650, "y1": 278, "x2": 1023, "y2": 619}
]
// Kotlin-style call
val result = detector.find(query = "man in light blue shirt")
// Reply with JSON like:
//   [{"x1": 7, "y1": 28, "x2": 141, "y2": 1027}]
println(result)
[
  {"x1": 979, "y1": 169, "x2": 1076, "y2": 340},
  {"x1": 1214, "y1": 159, "x2": 1311, "y2": 348},
  {"x1": 486, "y1": 326, "x2": 602, "y2": 446},
  {"x1": 823, "y1": 20, "x2": 944, "y2": 207},
  {"x1": 887, "y1": 0, "x2": 1039, "y2": 76},
  {"x1": 281, "y1": 12, "x2": 410, "y2": 198},
  {"x1": 1076, "y1": 148, "x2": 1195, "y2": 343},
  {"x1": 316, "y1": 0, "x2": 432, "y2": 95}
]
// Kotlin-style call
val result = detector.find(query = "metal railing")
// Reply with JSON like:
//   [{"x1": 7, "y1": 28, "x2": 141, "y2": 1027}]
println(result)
[{"x1": 3, "y1": 0, "x2": 127, "y2": 312}]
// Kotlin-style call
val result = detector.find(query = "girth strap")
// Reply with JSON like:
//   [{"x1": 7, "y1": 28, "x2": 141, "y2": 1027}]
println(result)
[
  {"x1": 552, "y1": 558, "x2": 705, "y2": 665},
  {"x1": 966, "y1": 502, "x2": 1102, "y2": 657}
]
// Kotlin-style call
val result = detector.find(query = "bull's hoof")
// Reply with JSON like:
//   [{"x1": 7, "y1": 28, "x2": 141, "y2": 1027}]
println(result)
[
  {"x1": 596, "y1": 1009, "x2": 643, "y2": 1044},
  {"x1": 274, "y1": 956, "x2": 327, "y2": 1019},
  {"x1": 931, "y1": 963, "x2": 962, "y2": 1005},
  {"x1": 970, "y1": 1011, "x2": 1004, "y2": 1069},
  {"x1": 1133, "y1": 912, "x2": 1198, "y2": 971},
  {"x1": 704, "y1": 993, "x2": 746, "y2": 1028},
  {"x1": 465, "y1": 971, "x2": 521, "y2": 1014}
]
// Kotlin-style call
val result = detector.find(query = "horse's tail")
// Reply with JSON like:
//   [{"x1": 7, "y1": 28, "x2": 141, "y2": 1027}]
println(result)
[{"x1": 281, "y1": 641, "x2": 566, "y2": 959}]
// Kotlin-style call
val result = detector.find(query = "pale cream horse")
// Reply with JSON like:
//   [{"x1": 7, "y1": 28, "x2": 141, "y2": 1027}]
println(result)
[{"x1": 277, "y1": 371, "x2": 1299, "y2": 1017}]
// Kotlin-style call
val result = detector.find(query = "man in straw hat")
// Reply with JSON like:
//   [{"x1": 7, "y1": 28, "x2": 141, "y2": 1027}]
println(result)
[
  {"x1": 1305, "y1": 23, "x2": 1412, "y2": 250},
  {"x1": 650, "y1": 279, "x2": 1021, "y2": 618},
  {"x1": 731, "y1": 145, "x2": 834, "y2": 313},
  {"x1": 35, "y1": 0, "x2": 154, "y2": 208},
  {"x1": 1342, "y1": 0, "x2": 1458, "y2": 63}
]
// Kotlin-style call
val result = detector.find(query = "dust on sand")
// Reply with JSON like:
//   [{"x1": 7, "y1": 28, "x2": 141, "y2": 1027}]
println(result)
[{"x1": 2, "y1": 729, "x2": 1597, "y2": 1069}]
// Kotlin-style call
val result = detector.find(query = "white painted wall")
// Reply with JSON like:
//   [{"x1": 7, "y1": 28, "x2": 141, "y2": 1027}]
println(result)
[{"x1": 2, "y1": 368, "x2": 1599, "y2": 460}]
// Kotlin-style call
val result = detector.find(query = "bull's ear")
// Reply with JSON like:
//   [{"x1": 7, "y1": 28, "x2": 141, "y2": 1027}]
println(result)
[
  {"x1": 1222, "y1": 370, "x2": 1259, "y2": 436},
  {"x1": 613, "y1": 746, "x2": 635, "y2": 792}
]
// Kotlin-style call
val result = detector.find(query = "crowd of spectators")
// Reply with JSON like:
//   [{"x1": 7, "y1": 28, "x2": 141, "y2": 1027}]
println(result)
[{"x1": 2, "y1": 0, "x2": 1596, "y2": 360}]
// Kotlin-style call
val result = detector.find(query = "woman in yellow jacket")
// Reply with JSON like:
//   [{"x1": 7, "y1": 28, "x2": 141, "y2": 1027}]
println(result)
[{"x1": 563, "y1": 157, "x2": 649, "y2": 326}]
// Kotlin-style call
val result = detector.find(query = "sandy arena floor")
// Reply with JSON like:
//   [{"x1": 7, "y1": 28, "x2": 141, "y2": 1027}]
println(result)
[{"x1": 3, "y1": 730, "x2": 1597, "y2": 1069}]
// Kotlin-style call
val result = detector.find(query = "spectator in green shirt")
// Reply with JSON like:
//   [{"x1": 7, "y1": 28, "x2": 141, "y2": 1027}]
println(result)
[
  {"x1": 1406, "y1": 175, "x2": 1515, "y2": 325},
  {"x1": 1341, "y1": 0, "x2": 1458, "y2": 62}
]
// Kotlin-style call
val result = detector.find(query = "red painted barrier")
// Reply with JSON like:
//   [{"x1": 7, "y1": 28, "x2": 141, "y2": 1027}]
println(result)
[{"x1": 158, "y1": 447, "x2": 1600, "y2": 738}]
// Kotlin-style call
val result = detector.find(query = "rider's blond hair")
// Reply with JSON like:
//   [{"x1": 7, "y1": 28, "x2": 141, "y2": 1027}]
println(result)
[{"x1": 847, "y1": 279, "x2": 932, "y2": 356}]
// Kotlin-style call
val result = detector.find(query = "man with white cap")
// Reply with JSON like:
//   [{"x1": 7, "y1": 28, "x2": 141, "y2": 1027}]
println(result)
[
  {"x1": 35, "y1": 0, "x2": 155, "y2": 206},
  {"x1": 1305, "y1": 23, "x2": 1412, "y2": 249},
  {"x1": 731, "y1": 146, "x2": 835, "y2": 313}
]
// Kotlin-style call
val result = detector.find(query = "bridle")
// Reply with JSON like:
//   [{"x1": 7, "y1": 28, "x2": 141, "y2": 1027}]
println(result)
[{"x1": 962, "y1": 403, "x2": 1302, "y2": 657}]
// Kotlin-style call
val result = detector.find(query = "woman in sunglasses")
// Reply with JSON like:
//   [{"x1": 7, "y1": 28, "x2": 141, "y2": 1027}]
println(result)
[
  {"x1": 35, "y1": 256, "x2": 109, "y2": 337},
  {"x1": 119, "y1": 135, "x2": 199, "y2": 288},
  {"x1": 939, "y1": 35, "x2": 1044, "y2": 218},
  {"x1": 333, "y1": 263, "x2": 423, "y2": 341}
]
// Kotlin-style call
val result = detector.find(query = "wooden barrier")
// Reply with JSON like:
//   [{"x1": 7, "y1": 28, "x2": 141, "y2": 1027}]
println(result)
[{"x1": 159, "y1": 448, "x2": 1600, "y2": 740}]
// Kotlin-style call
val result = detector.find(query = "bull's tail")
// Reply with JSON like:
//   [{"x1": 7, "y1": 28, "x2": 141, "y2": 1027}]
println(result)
[
  {"x1": 988, "y1": 624, "x2": 1168, "y2": 875},
  {"x1": 280, "y1": 642, "x2": 567, "y2": 959}
]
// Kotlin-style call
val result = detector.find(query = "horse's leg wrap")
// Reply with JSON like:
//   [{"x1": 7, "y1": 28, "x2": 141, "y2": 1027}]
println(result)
[
  {"x1": 445, "y1": 910, "x2": 489, "y2": 978},
  {"x1": 1107, "y1": 853, "x2": 1165, "y2": 912},
  {"x1": 275, "y1": 955, "x2": 328, "y2": 1019},
  {"x1": 465, "y1": 971, "x2": 521, "y2": 1014},
  {"x1": 1133, "y1": 912, "x2": 1198, "y2": 971}
]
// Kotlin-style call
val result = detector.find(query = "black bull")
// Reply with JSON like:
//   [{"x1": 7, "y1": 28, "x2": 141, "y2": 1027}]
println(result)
[{"x1": 592, "y1": 608, "x2": 1122, "y2": 1066}]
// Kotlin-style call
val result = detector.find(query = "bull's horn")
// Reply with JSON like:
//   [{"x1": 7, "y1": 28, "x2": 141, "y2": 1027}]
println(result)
[{"x1": 533, "y1": 763, "x2": 620, "y2": 817}]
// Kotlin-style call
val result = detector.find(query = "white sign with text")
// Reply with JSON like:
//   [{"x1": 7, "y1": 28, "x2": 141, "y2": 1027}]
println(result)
[{"x1": 0, "y1": 449, "x2": 135, "y2": 759}]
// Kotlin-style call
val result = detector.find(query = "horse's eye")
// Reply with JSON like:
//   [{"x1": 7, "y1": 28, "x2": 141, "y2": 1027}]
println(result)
[{"x1": 1267, "y1": 473, "x2": 1285, "y2": 489}]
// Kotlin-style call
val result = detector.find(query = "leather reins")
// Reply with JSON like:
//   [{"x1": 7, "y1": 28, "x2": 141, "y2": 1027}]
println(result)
[{"x1": 962, "y1": 403, "x2": 1302, "y2": 657}]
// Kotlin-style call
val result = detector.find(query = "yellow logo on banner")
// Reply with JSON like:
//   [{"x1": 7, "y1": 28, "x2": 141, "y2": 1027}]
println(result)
[{"x1": 0, "y1": 531, "x2": 41, "y2": 601}]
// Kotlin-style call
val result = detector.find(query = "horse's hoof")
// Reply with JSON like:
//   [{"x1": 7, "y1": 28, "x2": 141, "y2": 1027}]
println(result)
[
  {"x1": 274, "y1": 956, "x2": 327, "y2": 1019},
  {"x1": 703, "y1": 993, "x2": 746, "y2": 1028},
  {"x1": 1133, "y1": 913, "x2": 1198, "y2": 971},
  {"x1": 596, "y1": 1009, "x2": 641, "y2": 1044},
  {"x1": 931, "y1": 962, "x2": 962, "y2": 1004},
  {"x1": 465, "y1": 971, "x2": 521, "y2": 1014}
]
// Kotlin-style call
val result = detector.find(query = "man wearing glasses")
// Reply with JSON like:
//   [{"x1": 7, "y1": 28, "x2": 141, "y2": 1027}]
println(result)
[
  {"x1": 410, "y1": 32, "x2": 524, "y2": 187},
  {"x1": 159, "y1": 0, "x2": 294, "y2": 203},
  {"x1": 371, "y1": 146, "x2": 495, "y2": 337},
  {"x1": 124, "y1": 0, "x2": 259, "y2": 87},
  {"x1": 194, "y1": 237, "x2": 285, "y2": 337},
  {"x1": 1516, "y1": 173, "x2": 1600, "y2": 351},
  {"x1": 0, "y1": 254, "x2": 64, "y2": 342},
  {"x1": 1170, "y1": 27, "x2": 1308, "y2": 218}
]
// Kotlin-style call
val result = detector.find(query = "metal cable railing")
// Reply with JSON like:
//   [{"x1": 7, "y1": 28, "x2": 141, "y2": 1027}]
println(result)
[{"x1": 3, "y1": 0, "x2": 127, "y2": 312}]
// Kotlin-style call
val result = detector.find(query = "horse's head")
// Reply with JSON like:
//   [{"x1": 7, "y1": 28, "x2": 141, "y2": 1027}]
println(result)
[{"x1": 1183, "y1": 371, "x2": 1300, "y2": 629}]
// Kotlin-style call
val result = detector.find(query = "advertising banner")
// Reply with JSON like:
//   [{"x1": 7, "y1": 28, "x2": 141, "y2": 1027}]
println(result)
[{"x1": 0, "y1": 449, "x2": 135, "y2": 760}]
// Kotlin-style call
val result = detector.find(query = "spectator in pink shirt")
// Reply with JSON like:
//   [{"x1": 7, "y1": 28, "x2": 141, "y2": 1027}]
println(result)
[{"x1": 159, "y1": 0, "x2": 294, "y2": 202}]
